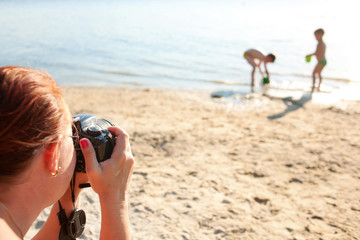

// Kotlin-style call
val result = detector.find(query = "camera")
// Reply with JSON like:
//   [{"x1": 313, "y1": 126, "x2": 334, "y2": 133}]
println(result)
[{"x1": 72, "y1": 114, "x2": 116, "y2": 173}]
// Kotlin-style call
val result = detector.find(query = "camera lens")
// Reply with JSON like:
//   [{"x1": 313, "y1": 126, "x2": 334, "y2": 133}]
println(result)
[{"x1": 96, "y1": 119, "x2": 114, "y2": 129}]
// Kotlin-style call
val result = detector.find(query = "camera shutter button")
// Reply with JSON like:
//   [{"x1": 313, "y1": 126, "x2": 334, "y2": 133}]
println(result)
[{"x1": 86, "y1": 126, "x2": 102, "y2": 136}]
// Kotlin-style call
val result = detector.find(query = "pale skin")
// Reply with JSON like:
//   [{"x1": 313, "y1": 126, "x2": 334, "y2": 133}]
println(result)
[
  {"x1": 244, "y1": 48, "x2": 274, "y2": 89},
  {"x1": 0, "y1": 110, "x2": 134, "y2": 239},
  {"x1": 306, "y1": 31, "x2": 326, "y2": 90}
]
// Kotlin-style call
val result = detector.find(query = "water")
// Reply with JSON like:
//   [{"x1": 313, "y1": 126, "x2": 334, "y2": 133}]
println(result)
[{"x1": 0, "y1": 0, "x2": 359, "y2": 101}]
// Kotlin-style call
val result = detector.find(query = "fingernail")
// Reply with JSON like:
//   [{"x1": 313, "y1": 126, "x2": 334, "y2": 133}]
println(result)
[{"x1": 80, "y1": 139, "x2": 88, "y2": 148}]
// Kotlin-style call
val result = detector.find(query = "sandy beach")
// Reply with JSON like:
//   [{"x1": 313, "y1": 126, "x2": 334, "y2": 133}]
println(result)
[{"x1": 25, "y1": 87, "x2": 360, "y2": 240}]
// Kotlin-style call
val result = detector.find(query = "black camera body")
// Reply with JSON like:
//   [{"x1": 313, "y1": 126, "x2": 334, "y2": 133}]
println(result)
[{"x1": 72, "y1": 114, "x2": 116, "y2": 173}]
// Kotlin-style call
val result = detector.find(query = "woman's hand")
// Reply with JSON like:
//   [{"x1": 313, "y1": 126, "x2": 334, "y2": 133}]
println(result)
[
  {"x1": 80, "y1": 126, "x2": 134, "y2": 239},
  {"x1": 79, "y1": 126, "x2": 135, "y2": 203}
]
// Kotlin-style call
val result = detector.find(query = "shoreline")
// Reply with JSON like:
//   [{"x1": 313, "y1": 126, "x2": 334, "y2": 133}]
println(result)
[
  {"x1": 59, "y1": 83, "x2": 360, "y2": 106},
  {"x1": 25, "y1": 87, "x2": 360, "y2": 239}
]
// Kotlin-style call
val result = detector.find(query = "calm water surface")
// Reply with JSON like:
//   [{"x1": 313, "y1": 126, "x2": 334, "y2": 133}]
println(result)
[{"x1": 0, "y1": 0, "x2": 358, "y2": 100}]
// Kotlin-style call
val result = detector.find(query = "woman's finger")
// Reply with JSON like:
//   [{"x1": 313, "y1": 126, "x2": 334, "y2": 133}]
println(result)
[{"x1": 80, "y1": 138, "x2": 101, "y2": 173}]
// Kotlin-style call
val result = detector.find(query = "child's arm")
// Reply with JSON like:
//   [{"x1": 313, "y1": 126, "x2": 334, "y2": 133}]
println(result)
[
  {"x1": 306, "y1": 52, "x2": 315, "y2": 58},
  {"x1": 257, "y1": 61, "x2": 264, "y2": 76},
  {"x1": 264, "y1": 62, "x2": 269, "y2": 78}
]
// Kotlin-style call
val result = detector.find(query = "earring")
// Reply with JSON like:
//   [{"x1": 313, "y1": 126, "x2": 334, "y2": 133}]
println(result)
[{"x1": 51, "y1": 167, "x2": 61, "y2": 177}]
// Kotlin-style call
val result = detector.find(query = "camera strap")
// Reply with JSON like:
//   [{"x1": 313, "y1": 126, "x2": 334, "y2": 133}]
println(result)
[{"x1": 57, "y1": 172, "x2": 86, "y2": 240}]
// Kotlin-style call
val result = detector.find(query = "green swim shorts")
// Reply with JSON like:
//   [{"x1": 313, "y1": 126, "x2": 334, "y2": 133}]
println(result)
[{"x1": 320, "y1": 59, "x2": 327, "y2": 66}]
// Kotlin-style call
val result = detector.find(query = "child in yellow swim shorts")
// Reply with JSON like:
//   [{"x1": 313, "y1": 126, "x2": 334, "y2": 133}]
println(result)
[{"x1": 243, "y1": 48, "x2": 275, "y2": 90}]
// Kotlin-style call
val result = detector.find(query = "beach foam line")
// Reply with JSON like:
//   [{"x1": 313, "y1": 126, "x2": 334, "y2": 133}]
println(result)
[
  {"x1": 272, "y1": 72, "x2": 355, "y2": 83},
  {"x1": 200, "y1": 79, "x2": 248, "y2": 86},
  {"x1": 265, "y1": 86, "x2": 360, "y2": 105},
  {"x1": 210, "y1": 85, "x2": 360, "y2": 110}
]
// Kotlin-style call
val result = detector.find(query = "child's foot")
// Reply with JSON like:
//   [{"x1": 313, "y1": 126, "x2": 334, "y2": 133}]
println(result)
[{"x1": 311, "y1": 85, "x2": 315, "y2": 92}]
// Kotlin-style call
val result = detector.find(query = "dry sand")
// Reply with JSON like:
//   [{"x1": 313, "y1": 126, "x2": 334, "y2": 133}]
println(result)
[{"x1": 25, "y1": 87, "x2": 360, "y2": 240}]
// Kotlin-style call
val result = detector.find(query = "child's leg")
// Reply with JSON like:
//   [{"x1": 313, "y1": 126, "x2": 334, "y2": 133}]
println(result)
[
  {"x1": 251, "y1": 67, "x2": 256, "y2": 87},
  {"x1": 244, "y1": 55, "x2": 257, "y2": 87},
  {"x1": 313, "y1": 63, "x2": 325, "y2": 90},
  {"x1": 317, "y1": 72, "x2": 322, "y2": 89},
  {"x1": 317, "y1": 66, "x2": 325, "y2": 89},
  {"x1": 312, "y1": 71, "x2": 316, "y2": 89}
]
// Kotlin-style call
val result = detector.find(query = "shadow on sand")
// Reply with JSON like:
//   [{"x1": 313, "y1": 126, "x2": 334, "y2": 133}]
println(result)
[{"x1": 267, "y1": 92, "x2": 313, "y2": 120}]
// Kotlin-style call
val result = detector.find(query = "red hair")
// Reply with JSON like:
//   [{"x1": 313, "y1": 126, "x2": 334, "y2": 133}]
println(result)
[{"x1": 0, "y1": 66, "x2": 69, "y2": 184}]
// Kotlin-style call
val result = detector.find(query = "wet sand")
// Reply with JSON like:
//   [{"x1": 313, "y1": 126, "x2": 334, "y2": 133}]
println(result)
[{"x1": 25, "y1": 87, "x2": 360, "y2": 239}]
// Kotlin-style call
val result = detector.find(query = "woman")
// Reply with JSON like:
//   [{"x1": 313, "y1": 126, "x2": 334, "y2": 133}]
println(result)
[{"x1": 0, "y1": 66, "x2": 134, "y2": 239}]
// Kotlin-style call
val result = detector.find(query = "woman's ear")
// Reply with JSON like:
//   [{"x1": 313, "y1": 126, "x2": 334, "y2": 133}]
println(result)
[{"x1": 44, "y1": 138, "x2": 62, "y2": 176}]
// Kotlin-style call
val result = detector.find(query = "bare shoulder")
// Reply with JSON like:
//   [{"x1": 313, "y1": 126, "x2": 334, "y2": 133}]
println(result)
[
  {"x1": 318, "y1": 41, "x2": 325, "y2": 48},
  {"x1": 0, "y1": 224, "x2": 19, "y2": 239}
]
